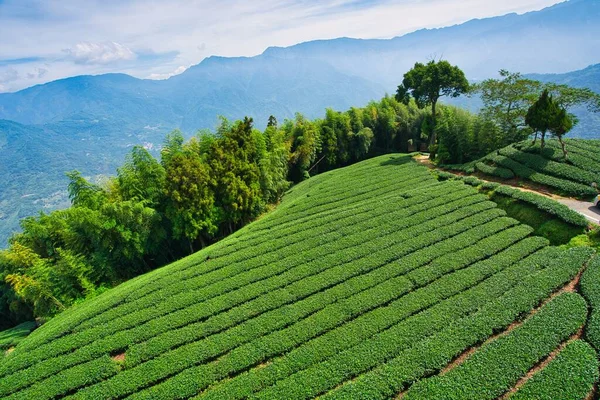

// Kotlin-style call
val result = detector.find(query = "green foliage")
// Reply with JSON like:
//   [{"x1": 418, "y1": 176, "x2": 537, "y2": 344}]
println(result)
[
  {"x1": 493, "y1": 185, "x2": 588, "y2": 227},
  {"x1": 475, "y1": 70, "x2": 540, "y2": 143},
  {"x1": 117, "y1": 146, "x2": 166, "y2": 206},
  {"x1": 509, "y1": 340, "x2": 598, "y2": 400},
  {"x1": 475, "y1": 141, "x2": 599, "y2": 199},
  {"x1": 526, "y1": 89, "x2": 574, "y2": 151},
  {"x1": 475, "y1": 162, "x2": 515, "y2": 179},
  {"x1": 0, "y1": 321, "x2": 36, "y2": 350},
  {"x1": 163, "y1": 144, "x2": 217, "y2": 247},
  {"x1": 289, "y1": 248, "x2": 593, "y2": 400},
  {"x1": 403, "y1": 293, "x2": 587, "y2": 400},
  {"x1": 0, "y1": 157, "x2": 593, "y2": 399},
  {"x1": 580, "y1": 255, "x2": 600, "y2": 351},
  {"x1": 476, "y1": 70, "x2": 600, "y2": 149},
  {"x1": 0, "y1": 95, "x2": 441, "y2": 328},
  {"x1": 396, "y1": 60, "x2": 469, "y2": 153},
  {"x1": 490, "y1": 193, "x2": 581, "y2": 245},
  {"x1": 433, "y1": 171, "x2": 588, "y2": 237}
]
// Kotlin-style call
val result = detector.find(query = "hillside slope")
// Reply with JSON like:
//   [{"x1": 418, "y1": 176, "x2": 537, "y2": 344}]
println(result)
[
  {"x1": 463, "y1": 139, "x2": 600, "y2": 199},
  {"x1": 1, "y1": 155, "x2": 596, "y2": 399}
]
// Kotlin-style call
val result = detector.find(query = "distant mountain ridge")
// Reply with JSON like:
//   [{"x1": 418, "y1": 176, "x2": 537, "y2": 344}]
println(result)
[
  {"x1": 1, "y1": 0, "x2": 599, "y2": 129},
  {"x1": 0, "y1": 0, "x2": 599, "y2": 247}
]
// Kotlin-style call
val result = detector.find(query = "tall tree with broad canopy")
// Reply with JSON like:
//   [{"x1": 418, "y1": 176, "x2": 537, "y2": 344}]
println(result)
[
  {"x1": 474, "y1": 70, "x2": 541, "y2": 145},
  {"x1": 395, "y1": 60, "x2": 469, "y2": 158}
]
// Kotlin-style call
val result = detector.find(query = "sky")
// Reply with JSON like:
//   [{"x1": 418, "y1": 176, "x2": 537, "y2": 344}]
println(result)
[{"x1": 0, "y1": 0, "x2": 564, "y2": 93}]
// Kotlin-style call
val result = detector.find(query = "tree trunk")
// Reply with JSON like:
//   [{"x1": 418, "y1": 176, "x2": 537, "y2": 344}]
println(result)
[
  {"x1": 558, "y1": 135, "x2": 569, "y2": 160},
  {"x1": 429, "y1": 100, "x2": 437, "y2": 160},
  {"x1": 532, "y1": 131, "x2": 538, "y2": 145},
  {"x1": 540, "y1": 130, "x2": 547, "y2": 150},
  {"x1": 188, "y1": 239, "x2": 194, "y2": 255}
]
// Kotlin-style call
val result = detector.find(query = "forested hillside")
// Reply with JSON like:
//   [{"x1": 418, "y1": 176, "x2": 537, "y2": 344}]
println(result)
[{"x1": 2, "y1": 155, "x2": 598, "y2": 399}]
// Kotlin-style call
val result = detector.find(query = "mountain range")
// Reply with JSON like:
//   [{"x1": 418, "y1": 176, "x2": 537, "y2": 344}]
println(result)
[{"x1": 0, "y1": 0, "x2": 599, "y2": 246}]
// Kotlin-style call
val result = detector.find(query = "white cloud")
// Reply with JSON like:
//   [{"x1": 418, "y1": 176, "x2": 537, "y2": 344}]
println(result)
[
  {"x1": 146, "y1": 65, "x2": 188, "y2": 80},
  {"x1": 62, "y1": 41, "x2": 136, "y2": 65},
  {"x1": 0, "y1": 0, "x2": 564, "y2": 92},
  {"x1": 26, "y1": 67, "x2": 48, "y2": 80},
  {"x1": 0, "y1": 67, "x2": 19, "y2": 84}
]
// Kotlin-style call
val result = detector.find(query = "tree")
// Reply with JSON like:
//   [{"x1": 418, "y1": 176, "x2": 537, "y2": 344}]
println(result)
[
  {"x1": 117, "y1": 146, "x2": 166, "y2": 207},
  {"x1": 284, "y1": 113, "x2": 320, "y2": 182},
  {"x1": 267, "y1": 115, "x2": 278, "y2": 129},
  {"x1": 475, "y1": 71, "x2": 600, "y2": 151},
  {"x1": 549, "y1": 105, "x2": 575, "y2": 159},
  {"x1": 260, "y1": 123, "x2": 291, "y2": 203},
  {"x1": 164, "y1": 149, "x2": 217, "y2": 253},
  {"x1": 66, "y1": 171, "x2": 106, "y2": 210},
  {"x1": 475, "y1": 70, "x2": 541, "y2": 144},
  {"x1": 545, "y1": 83, "x2": 600, "y2": 113},
  {"x1": 208, "y1": 117, "x2": 263, "y2": 232},
  {"x1": 435, "y1": 106, "x2": 475, "y2": 164},
  {"x1": 526, "y1": 89, "x2": 556, "y2": 149},
  {"x1": 396, "y1": 60, "x2": 469, "y2": 157}
]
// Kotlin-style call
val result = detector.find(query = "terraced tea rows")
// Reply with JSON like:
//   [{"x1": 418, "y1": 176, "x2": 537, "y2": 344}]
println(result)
[
  {"x1": 1, "y1": 154, "x2": 597, "y2": 399},
  {"x1": 471, "y1": 139, "x2": 600, "y2": 199}
]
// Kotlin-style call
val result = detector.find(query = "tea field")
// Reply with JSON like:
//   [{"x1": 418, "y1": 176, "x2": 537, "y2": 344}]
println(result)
[
  {"x1": 464, "y1": 139, "x2": 600, "y2": 199},
  {"x1": 1, "y1": 154, "x2": 598, "y2": 399}
]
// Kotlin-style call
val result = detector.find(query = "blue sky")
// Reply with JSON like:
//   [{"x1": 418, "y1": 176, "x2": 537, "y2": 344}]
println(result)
[{"x1": 0, "y1": 0, "x2": 563, "y2": 92}]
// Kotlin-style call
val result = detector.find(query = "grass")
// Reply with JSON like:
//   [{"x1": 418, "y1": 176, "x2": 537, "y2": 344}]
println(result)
[
  {"x1": 0, "y1": 322, "x2": 36, "y2": 351},
  {"x1": 1, "y1": 154, "x2": 597, "y2": 399}
]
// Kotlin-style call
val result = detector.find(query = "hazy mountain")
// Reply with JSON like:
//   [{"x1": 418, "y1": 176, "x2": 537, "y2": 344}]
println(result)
[
  {"x1": 259, "y1": 0, "x2": 600, "y2": 87},
  {"x1": 0, "y1": 0, "x2": 599, "y2": 246},
  {"x1": 1, "y1": 0, "x2": 598, "y2": 128}
]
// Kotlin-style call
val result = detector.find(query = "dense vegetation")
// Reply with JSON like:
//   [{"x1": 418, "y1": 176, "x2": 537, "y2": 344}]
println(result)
[
  {"x1": 436, "y1": 71, "x2": 600, "y2": 165},
  {"x1": 3, "y1": 68, "x2": 599, "y2": 327},
  {"x1": 0, "y1": 96, "x2": 437, "y2": 326},
  {"x1": 435, "y1": 171, "x2": 588, "y2": 245},
  {"x1": 0, "y1": 322, "x2": 36, "y2": 351},
  {"x1": 0, "y1": 156, "x2": 596, "y2": 399},
  {"x1": 453, "y1": 139, "x2": 600, "y2": 199}
]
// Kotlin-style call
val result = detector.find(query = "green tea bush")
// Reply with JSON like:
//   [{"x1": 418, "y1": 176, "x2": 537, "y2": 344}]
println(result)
[
  {"x1": 403, "y1": 293, "x2": 587, "y2": 400},
  {"x1": 2, "y1": 156, "x2": 594, "y2": 400},
  {"x1": 494, "y1": 185, "x2": 588, "y2": 227},
  {"x1": 0, "y1": 322, "x2": 36, "y2": 351},
  {"x1": 475, "y1": 162, "x2": 515, "y2": 179},
  {"x1": 509, "y1": 340, "x2": 598, "y2": 400},
  {"x1": 580, "y1": 255, "x2": 600, "y2": 351}
]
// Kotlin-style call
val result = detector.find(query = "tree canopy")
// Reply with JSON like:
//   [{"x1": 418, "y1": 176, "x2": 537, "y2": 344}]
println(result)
[{"x1": 396, "y1": 60, "x2": 469, "y2": 156}]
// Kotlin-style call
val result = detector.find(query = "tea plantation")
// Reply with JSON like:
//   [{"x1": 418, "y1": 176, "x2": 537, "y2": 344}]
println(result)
[
  {"x1": 1, "y1": 154, "x2": 598, "y2": 399},
  {"x1": 466, "y1": 139, "x2": 600, "y2": 199}
]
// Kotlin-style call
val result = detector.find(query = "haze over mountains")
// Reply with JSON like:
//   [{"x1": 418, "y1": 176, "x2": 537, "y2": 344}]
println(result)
[{"x1": 0, "y1": 0, "x2": 599, "y2": 246}]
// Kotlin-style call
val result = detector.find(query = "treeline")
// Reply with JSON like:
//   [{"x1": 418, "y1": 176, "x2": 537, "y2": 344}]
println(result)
[
  {"x1": 435, "y1": 70, "x2": 600, "y2": 165},
  {"x1": 0, "y1": 96, "x2": 433, "y2": 326}
]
